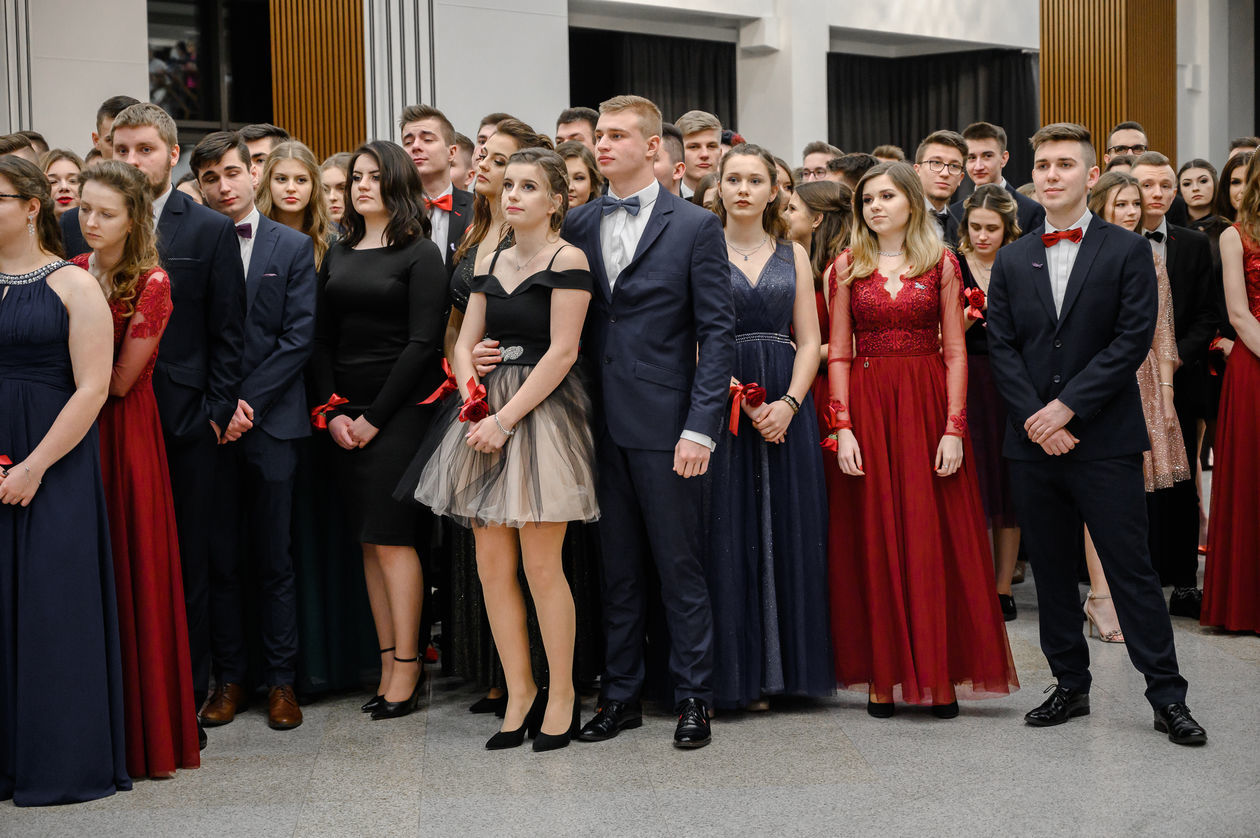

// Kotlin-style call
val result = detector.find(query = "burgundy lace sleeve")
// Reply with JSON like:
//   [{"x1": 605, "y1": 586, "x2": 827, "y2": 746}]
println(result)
[
  {"x1": 826, "y1": 252, "x2": 854, "y2": 431},
  {"x1": 110, "y1": 269, "x2": 171, "y2": 398},
  {"x1": 938, "y1": 251, "x2": 968, "y2": 437}
]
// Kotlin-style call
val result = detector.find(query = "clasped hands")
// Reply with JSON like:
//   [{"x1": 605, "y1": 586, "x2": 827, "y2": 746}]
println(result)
[
  {"x1": 743, "y1": 398, "x2": 792, "y2": 444},
  {"x1": 328, "y1": 413, "x2": 379, "y2": 450},
  {"x1": 1024, "y1": 398, "x2": 1078, "y2": 455}
]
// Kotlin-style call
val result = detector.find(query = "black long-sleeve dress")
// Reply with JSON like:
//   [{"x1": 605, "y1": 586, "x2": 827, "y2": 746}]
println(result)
[{"x1": 311, "y1": 238, "x2": 448, "y2": 545}]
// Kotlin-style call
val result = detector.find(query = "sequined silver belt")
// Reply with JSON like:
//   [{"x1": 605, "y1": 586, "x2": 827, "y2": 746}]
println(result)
[{"x1": 735, "y1": 332, "x2": 793, "y2": 346}]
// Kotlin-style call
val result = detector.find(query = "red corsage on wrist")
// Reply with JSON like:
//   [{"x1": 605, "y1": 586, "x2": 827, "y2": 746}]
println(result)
[
  {"x1": 962, "y1": 286, "x2": 986, "y2": 321},
  {"x1": 459, "y1": 378, "x2": 490, "y2": 423},
  {"x1": 946, "y1": 410, "x2": 968, "y2": 437},
  {"x1": 728, "y1": 381, "x2": 767, "y2": 435},
  {"x1": 310, "y1": 393, "x2": 349, "y2": 429},
  {"x1": 419, "y1": 359, "x2": 458, "y2": 404}
]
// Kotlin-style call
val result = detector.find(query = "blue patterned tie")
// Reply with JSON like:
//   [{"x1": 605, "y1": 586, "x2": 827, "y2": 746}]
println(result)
[{"x1": 602, "y1": 196, "x2": 641, "y2": 216}]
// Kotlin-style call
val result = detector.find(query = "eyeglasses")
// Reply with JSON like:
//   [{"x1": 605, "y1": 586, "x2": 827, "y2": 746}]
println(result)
[
  {"x1": 0, "y1": 193, "x2": 25, "y2": 200},
  {"x1": 922, "y1": 160, "x2": 964, "y2": 176},
  {"x1": 802, "y1": 168, "x2": 829, "y2": 180},
  {"x1": 1107, "y1": 144, "x2": 1148, "y2": 155}
]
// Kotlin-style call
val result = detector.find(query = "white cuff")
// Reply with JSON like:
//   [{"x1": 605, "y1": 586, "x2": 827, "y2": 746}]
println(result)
[{"x1": 680, "y1": 430, "x2": 716, "y2": 452}]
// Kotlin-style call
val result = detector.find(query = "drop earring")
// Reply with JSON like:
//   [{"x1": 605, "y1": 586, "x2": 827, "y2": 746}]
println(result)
[{"x1": 27, "y1": 216, "x2": 34, "y2": 236}]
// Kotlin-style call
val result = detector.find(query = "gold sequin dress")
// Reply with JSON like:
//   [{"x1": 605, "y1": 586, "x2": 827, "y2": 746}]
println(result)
[{"x1": 1136, "y1": 254, "x2": 1191, "y2": 491}]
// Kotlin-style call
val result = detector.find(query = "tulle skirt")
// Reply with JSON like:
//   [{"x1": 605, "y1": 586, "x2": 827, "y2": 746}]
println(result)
[{"x1": 413, "y1": 364, "x2": 600, "y2": 529}]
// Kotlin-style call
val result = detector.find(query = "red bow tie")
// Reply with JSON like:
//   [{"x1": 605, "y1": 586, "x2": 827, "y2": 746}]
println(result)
[
  {"x1": 425, "y1": 194, "x2": 453, "y2": 212},
  {"x1": 1041, "y1": 227, "x2": 1083, "y2": 247}
]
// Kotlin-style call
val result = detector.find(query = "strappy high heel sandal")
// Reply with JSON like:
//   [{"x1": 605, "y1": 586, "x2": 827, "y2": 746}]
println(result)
[
  {"x1": 371, "y1": 655, "x2": 426, "y2": 720},
  {"x1": 361, "y1": 647, "x2": 395, "y2": 713},
  {"x1": 1084, "y1": 592, "x2": 1125, "y2": 643}
]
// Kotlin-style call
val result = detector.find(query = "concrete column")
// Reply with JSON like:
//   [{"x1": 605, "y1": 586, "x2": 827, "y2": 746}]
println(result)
[{"x1": 735, "y1": 0, "x2": 830, "y2": 165}]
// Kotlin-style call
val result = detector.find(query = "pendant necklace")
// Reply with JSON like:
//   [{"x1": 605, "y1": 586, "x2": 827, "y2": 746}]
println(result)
[{"x1": 728, "y1": 235, "x2": 768, "y2": 261}]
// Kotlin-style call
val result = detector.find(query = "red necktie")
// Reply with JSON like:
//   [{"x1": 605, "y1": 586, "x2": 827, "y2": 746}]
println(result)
[
  {"x1": 1041, "y1": 227, "x2": 1083, "y2": 247},
  {"x1": 425, "y1": 194, "x2": 453, "y2": 212}
]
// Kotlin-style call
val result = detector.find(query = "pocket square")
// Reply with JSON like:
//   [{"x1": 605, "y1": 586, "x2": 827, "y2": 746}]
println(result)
[{"x1": 1032, "y1": 262, "x2": 1044, "y2": 269}]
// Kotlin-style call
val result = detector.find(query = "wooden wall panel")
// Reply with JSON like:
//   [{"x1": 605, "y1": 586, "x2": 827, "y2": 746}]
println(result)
[
  {"x1": 1041, "y1": 0, "x2": 1177, "y2": 163},
  {"x1": 270, "y1": 0, "x2": 366, "y2": 162}
]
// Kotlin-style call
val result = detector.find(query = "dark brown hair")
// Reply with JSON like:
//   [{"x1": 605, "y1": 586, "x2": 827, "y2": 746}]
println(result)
[
  {"x1": 712, "y1": 143, "x2": 789, "y2": 240},
  {"x1": 190, "y1": 130, "x2": 250, "y2": 175},
  {"x1": 962, "y1": 121, "x2": 1008, "y2": 151},
  {"x1": 453, "y1": 119, "x2": 550, "y2": 264},
  {"x1": 507, "y1": 148, "x2": 570, "y2": 233},
  {"x1": 0, "y1": 155, "x2": 64, "y2": 256},
  {"x1": 556, "y1": 140, "x2": 604, "y2": 199},
  {"x1": 794, "y1": 180, "x2": 852, "y2": 287},
  {"x1": 342, "y1": 140, "x2": 431, "y2": 248},
  {"x1": 959, "y1": 183, "x2": 1021, "y2": 254},
  {"x1": 1216, "y1": 151, "x2": 1253, "y2": 220},
  {"x1": 399, "y1": 104, "x2": 455, "y2": 147},
  {"x1": 915, "y1": 130, "x2": 968, "y2": 162}
]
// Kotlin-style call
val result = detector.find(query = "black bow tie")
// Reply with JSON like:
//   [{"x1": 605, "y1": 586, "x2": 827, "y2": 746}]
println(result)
[
  {"x1": 934, "y1": 210, "x2": 950, "y2": 227},
  {"x1": 1145, "y1": 230, "x2": 1165, "y2": 243}
]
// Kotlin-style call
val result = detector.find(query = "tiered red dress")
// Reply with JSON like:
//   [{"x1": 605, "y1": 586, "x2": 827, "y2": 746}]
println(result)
[
  {"x1": 825, "y1": 250, "x2": 1018, "y2": 703},
  {"x1": 76, "y1": 256, "x2": 200, "y2": 777},
  {"x1": 1202, "y1": 226, "x2": 1260, "y2": 633}
]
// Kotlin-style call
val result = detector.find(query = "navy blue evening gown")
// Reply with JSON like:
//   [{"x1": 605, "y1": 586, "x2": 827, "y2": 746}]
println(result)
[
  {"x1": 704, "y1": 241, "x2": 834, "y2": 709},
  {"x1": 0, "y1": 262, "x2": 130, "y2": 806}
]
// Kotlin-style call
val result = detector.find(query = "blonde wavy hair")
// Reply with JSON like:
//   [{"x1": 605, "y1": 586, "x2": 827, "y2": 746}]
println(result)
[
  {"x1": 846, "y1": 161, "x2": 943, "y2": 284},
  {"x1": 77, "y1": 160, "x2": 160, "y2": 317},
  {"x1": 256, "y1": 140, "x2": 333, "y2": 267}
]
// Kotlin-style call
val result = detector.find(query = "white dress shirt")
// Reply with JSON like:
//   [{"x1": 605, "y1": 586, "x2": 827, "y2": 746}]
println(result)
[
  {"x1": 925, "y1": 196, "x2": 947, "y2": 239},
  {"x1": 679, "y1": 181, "x2": 694, "y2": 200},
  {"x1": 428, "y1": 183, "x2": 453, "y2": 257},
  {"x1": 152, "y1": 185, "x2": 173, "y2": 225},
  {"x1": 236, "y1": 206, "x2": 261, "y2": 274},
  {"x1": 1144, "y1": 216, "x2": 1168, "y2": 264},
  {"x1": 600, "y1": 179, "x2": 659, "y2": 290},
  {"x1": 1043, "y1": 208, "x2": 1092, "y2": 316}
]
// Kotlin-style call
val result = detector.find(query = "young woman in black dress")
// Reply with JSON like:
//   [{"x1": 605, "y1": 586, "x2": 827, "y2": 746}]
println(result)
[
  {"x1": 415, "y1": 148, "x2": 598, "y2": 751},
  {"x1": 310, "y1": 141, "x2": 449, "y2": 719}
]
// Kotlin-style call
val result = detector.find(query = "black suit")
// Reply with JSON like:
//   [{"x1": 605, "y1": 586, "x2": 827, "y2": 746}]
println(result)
[
  {"x1": 151, "y1": 188, "x2": 248, "y2": 702},
  {"x1": 444, "y1": 187, "x2": 473, "y2": 273},
  {"x1": 58, "y1": 206, "x2": 89, "y2": 258},
  {"x1": 949, "y1": 180, "x2": 1046, "y2": 240},
  {"x1": 1148, "y1": 224, "x2": 1217, "y2": 587},
  {"x1": 209, "y1": 213, "x2": 316, "y2": 688},
  {"x1": 986, "y1": 216, "x2": 1188, "y2": 709}
]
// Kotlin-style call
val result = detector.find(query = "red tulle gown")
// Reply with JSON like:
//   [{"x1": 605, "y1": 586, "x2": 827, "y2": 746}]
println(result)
[
  {"x1": 1202, "y1": 226, "x2": 1260, "y2": 632},
  {"x1": 825, "y1": 249, "x2": 1018, "y2": 704},
  {"x1": 75, "y1": 256, "x2": 200, "y2": 777}
]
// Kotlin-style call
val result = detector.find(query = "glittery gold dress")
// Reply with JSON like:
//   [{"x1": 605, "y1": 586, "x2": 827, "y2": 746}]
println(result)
[{"x1": 1136, "y1": 254, "x2": 1190, "y2": 491}]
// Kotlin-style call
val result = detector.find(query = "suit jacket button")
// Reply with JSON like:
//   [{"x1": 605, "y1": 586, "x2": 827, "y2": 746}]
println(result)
[
  {"x1": 1052, "y1": 374, "x2": 1061, "y2": 383},
  {"x1": 603, "y1": 356, "x2": 612, "y2": 364},
  {"x1": 609, "y1": 316, "x2": 616, "y2": 324},
  {"x1": 1054, "y1": 339, "x2": 1062, "y2": 348}
]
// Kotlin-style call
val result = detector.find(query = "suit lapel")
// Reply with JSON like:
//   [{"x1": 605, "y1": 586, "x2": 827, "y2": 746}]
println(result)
[
  {"x1": 1164, "y1": 226, "x2": 1183, "y2": 277},
  {"x1": 156, "y1": 188, "x2": 187, "y2": 258},
  {"x1": 588, "y1": 200, "x2": 613, "y2": 303},
  {"x1": 448, "y1": 188, "x2": 474, "y2": 261},
  {"x1": 1027, "y1": 257, "x2": 1058, "y2": 324},
  {"x1": 1054, "y1": 221, "x2": 1107, "y2": 330},
  {"x1": 246, "y1": 215, "x2": 279, "y2": 311},
  {"x1": 619, "y1": 195, "x2": 673, "y2": 281}
]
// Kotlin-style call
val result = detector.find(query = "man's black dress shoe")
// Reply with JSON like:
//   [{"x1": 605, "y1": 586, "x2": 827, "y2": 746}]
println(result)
[
  {"x1": 1024, "y1": 684, "x2": 1090, "y2": 726},
  {"x1": 998, "y1": 594, "x2": 1017, "y2": 622},
  {"x1": 1168, "y1": 587, "x2": 1203, "y2": 620},
  {"x1": 673, "y1": 697, "x2": 711, "y2": 749},
  {"x1": 576, "y1": 699, "x2": 642, "y2": 742},
  {"x1": 1154, "y1": 703, "x2": 1207, "y2": 745},
  {"x1": 198, "y1": 722, "x2": 207, "y2": 751}
]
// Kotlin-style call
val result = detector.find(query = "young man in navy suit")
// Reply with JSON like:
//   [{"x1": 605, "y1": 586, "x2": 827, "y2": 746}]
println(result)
[
  {"x1": 473, "y1": 94, "x2": 735, "y2": 748},
  {"x1": 191, "y1": 131, "x2": 316, "y2": 732},
  {"x1": 108, "y1": 104, "x2": 247, "y2": 748},
  {"x1": 948, "y1": 121, "x2": 1045, "y2": 237},
  {"x1": 401, "y1": 104, "x2": 472, "y2": 273},
  {"x1": 986, "y1": 123, "x2": 1205, "y2": 745}
]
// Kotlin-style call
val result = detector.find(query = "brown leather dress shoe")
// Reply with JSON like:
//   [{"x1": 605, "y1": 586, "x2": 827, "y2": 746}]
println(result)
[
  {"x1": 268, "y1": 685, "x2": 303, "y2": 730},
  {"x1": 200, "y1": 682, "x2": 246, "y2": 727}
]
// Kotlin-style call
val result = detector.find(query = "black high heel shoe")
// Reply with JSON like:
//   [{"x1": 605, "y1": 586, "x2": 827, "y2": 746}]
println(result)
[
  {"x1": 371, "y1": 656, "x2": 425, "y2": 720},
  {"x1": 533, "y1": 692, "x2": 581, "y2": 752},
  {"x1": 469, "y1": 692, "x2": 508, "y2": 716},
  {"x1": 486, "y1": 688, "x2": 547, "y2": 750},
  {"x1": 361, "y1": 647, "x2": 395, "y2": 713}
]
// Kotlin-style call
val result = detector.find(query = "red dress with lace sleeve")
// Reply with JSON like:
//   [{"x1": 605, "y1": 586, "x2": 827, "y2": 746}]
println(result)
[
  {"x1": 824, "y1": 249, "x2": 1019, "y2": 705},
  {"x1": 72, "y1": 256, "x2": 201, "y2": 777}
]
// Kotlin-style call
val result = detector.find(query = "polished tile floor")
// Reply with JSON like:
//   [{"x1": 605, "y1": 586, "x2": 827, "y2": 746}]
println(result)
[{"x1": 6, "y1": 571, "x2": 1259, "y2": 837}]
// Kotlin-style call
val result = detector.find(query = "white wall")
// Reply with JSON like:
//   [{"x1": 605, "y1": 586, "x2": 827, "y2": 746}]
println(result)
[
  {"x1": 1177, "y1": 0, "x2": 1255, "y2": 166},
  {"x1": 434, "y1": 0, "x2": 569, "y2": 140},
  {"x1": 22, "y1": 0, "x2": 148, "y2": 154}
]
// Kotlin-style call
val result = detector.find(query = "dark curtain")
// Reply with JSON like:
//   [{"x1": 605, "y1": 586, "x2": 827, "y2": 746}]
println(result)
[
  {"x1": 828, "y1": 49, "x2": 1040, "y2": 188},
  {"x1": 569, "y1": 28, "x2": 737, "y2": 129}
]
